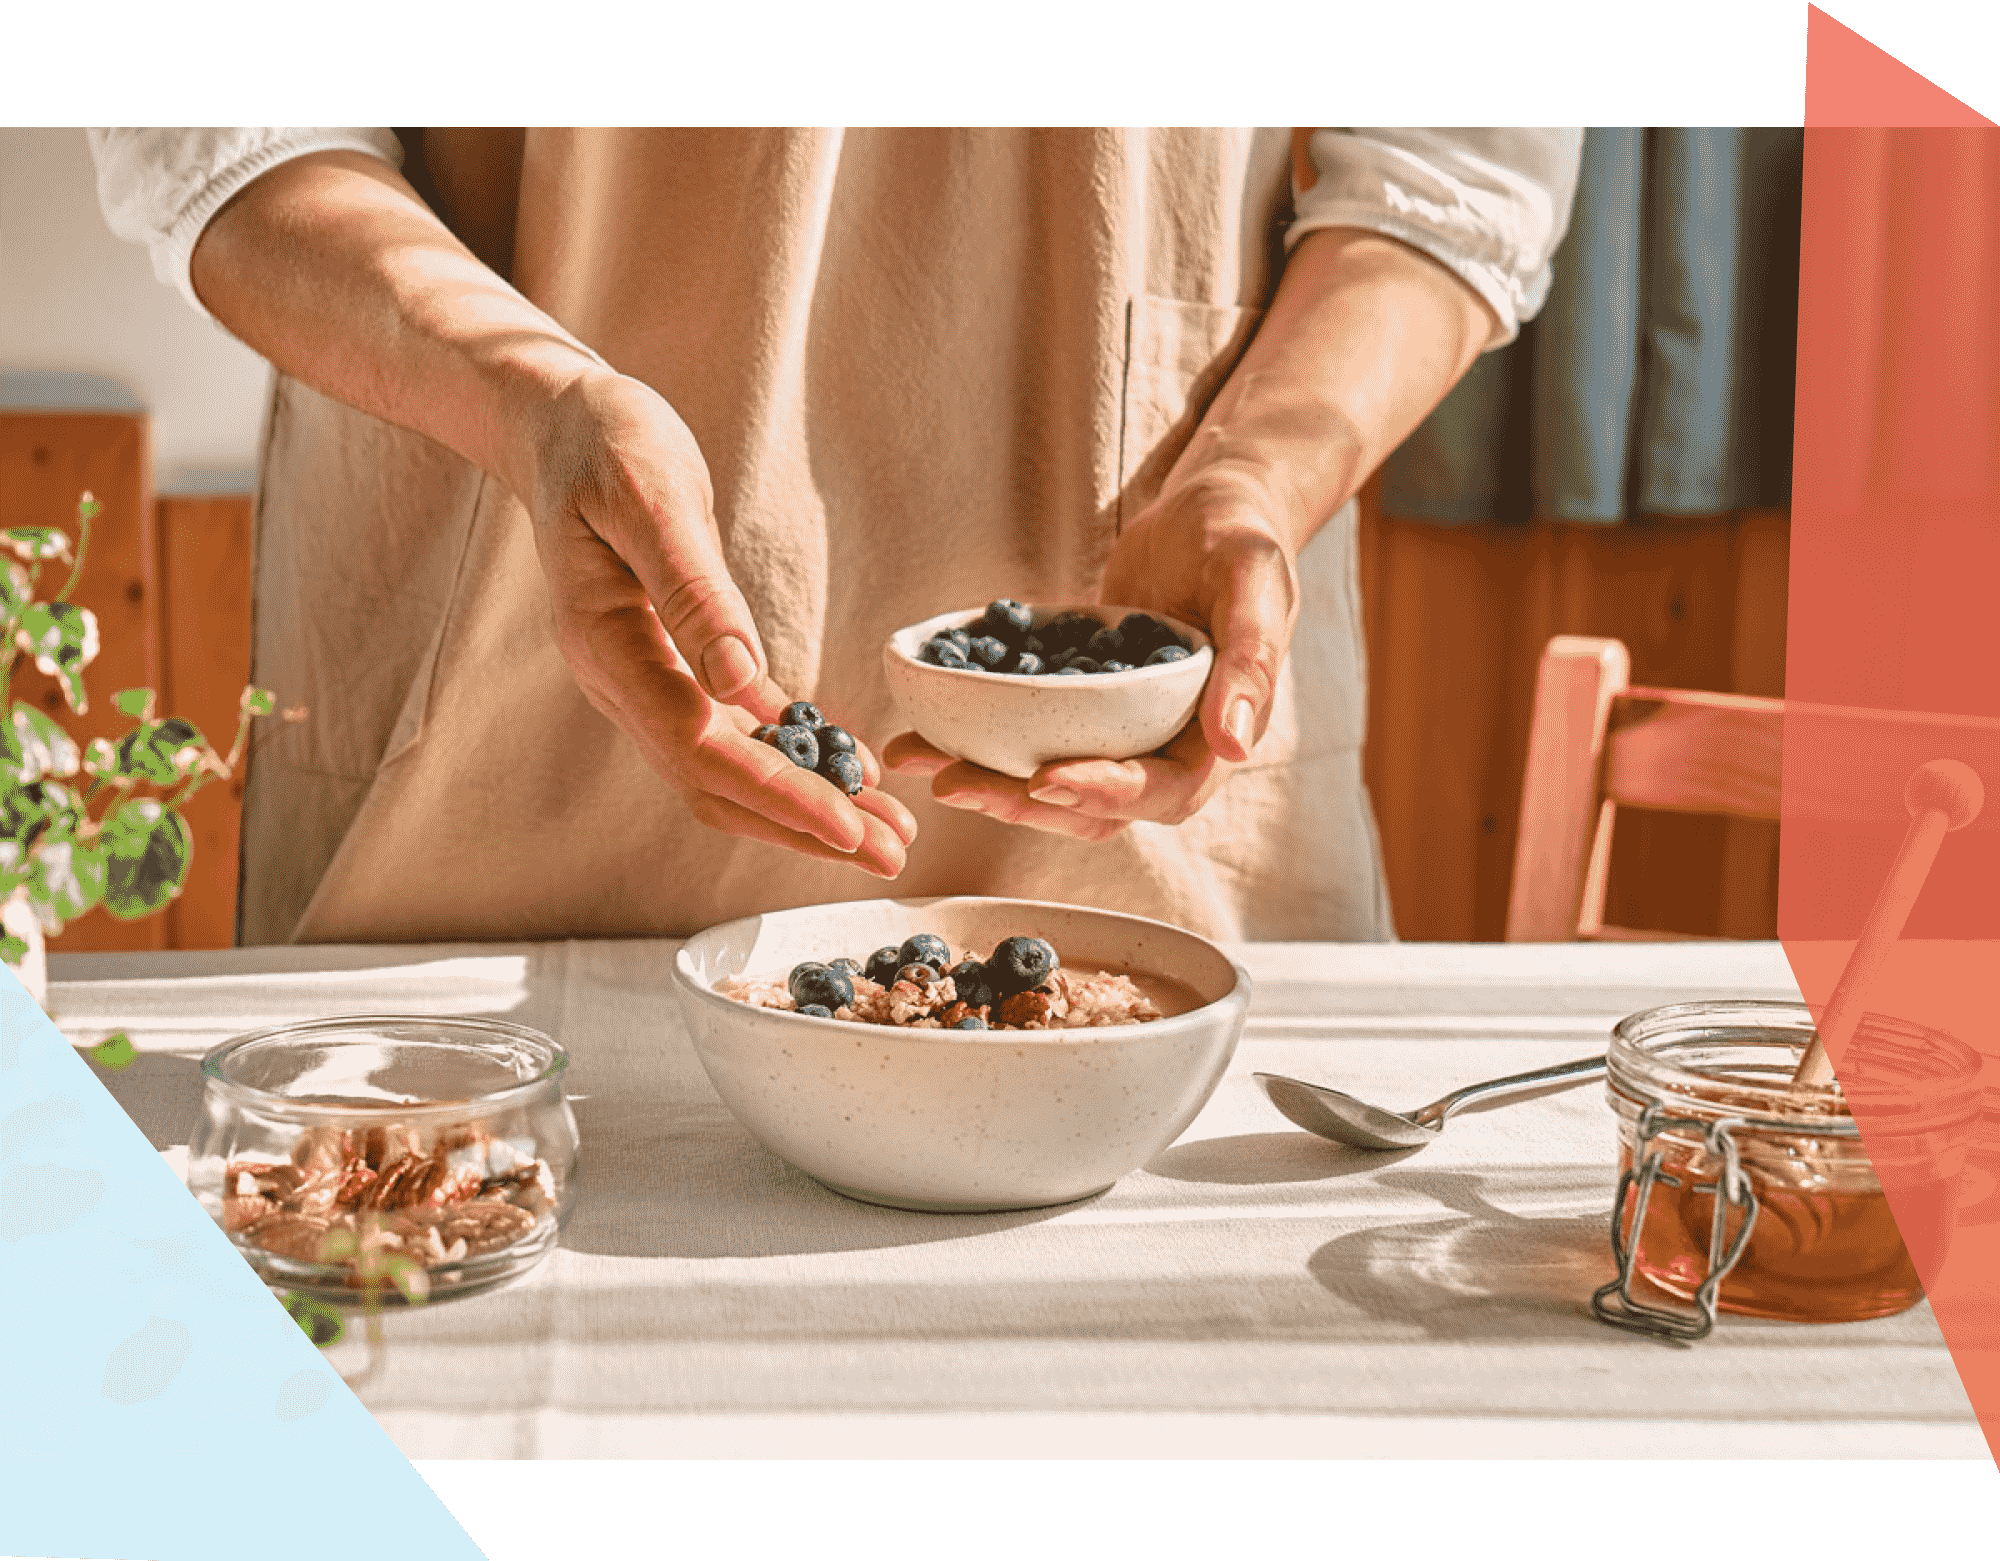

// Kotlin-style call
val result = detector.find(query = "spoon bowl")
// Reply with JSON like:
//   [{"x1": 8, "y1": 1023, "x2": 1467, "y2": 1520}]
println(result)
[{"x1": 1254, "y1": 1053, "x2": 1607, "y2": 1153}]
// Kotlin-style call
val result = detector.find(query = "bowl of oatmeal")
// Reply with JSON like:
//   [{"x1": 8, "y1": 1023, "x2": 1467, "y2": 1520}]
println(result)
[{"x1": 672, "y1": 895, "x2": 1250, "y2": 1211}]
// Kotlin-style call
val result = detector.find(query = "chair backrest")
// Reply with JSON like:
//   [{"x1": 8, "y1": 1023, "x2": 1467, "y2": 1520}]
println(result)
[{"x1": 1506, "y1": 636, "x2": 1784, "y2": 941}]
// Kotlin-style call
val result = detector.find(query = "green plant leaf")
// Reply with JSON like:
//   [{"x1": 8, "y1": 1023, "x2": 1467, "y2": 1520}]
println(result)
[
  {"x1": 241, "y1": 687, "x2": 275, "y2": 717},
  {"x1": 87, "y1": 1033, "x2": 135, "y2": 1070},
  {"x1": 112, "y1": 717, "x2": 205, "y2": 786},
  {"x1": 7, "y1": 703, "x2": 81, "y2": 783},
  {"x1": 3, "y1": 528, "x2": 72, "y2": 564},
  {"x1": 112, "y1": 687, "x2": 154, "y2": 719},
  {"x1": 281, "y1": 1293, "x2": 345, "y2": 1348},
  {"x1": 0, "y1": 780, "x2": 79, "y2": 856},
  {"x1": 0, "y1": 933, "x2": 26, "y2": 966},
  {"x1": 28, "y1": 835, "x2": 107, "y2": 931},
  {"x1": 0, "y1": 561, "x2": 30, "y2": 620},
  {"x1": 16, "y1": 602, "x2": 99, "y2": 713},
  {"x1": 100, "y1": 801, "x2": 191, "y2": 920}
]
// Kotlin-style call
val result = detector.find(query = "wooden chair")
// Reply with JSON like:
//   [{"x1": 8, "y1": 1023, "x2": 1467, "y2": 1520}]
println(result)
[{"x1": 1506, "y1": 636, "x2": 1784, "y2": 941}]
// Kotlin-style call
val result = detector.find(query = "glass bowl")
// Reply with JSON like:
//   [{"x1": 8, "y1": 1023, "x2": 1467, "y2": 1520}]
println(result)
[{"x1": 189, "y1": 1015, "x2": 578, "y2": 1307}]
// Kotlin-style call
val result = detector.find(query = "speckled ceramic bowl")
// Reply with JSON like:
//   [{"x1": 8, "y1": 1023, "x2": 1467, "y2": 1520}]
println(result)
[
  {"x1": 883, "y1": 605, "x2": 1214, "y2": 779},
  {"x1": 671, "y1": 896, "x2": 1251, "y2": 1212}
]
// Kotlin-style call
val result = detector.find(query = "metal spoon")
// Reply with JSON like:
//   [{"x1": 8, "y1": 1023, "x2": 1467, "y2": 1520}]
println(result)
[{"x1": 1253, "y1": 1054, "x2": 1607, "y2": 1151}]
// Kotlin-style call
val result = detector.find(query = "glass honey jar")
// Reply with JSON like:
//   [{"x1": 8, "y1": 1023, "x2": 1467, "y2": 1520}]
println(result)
[{"x1": 1593, "y1": 1000, "x2": 1981, "y2": 1340}]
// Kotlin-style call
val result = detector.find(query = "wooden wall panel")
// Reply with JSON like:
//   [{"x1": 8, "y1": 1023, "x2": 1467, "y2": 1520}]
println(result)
[
  {"x1": 0, "y1": 411, "x2": 165, "y2": 952},
  {"x1": 160, "y1": 495, "x2": 256, "y2": 950},
  {"x1": 1359, "y1": 479, "x2": 1791, "y2": 942}
]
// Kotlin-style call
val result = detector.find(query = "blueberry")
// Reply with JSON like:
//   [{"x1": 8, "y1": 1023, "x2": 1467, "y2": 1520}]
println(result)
[
  {"x1": 989, "y1": 936, "x2": 1059, "y2": 996},
  {"x1": 829, "y1": 957, "x2": 863, "y2": 980},
  {"x1": 1065, "y1": 657, "x2": 1101, "y2": 676},
  {"x1": 1012, "y1": 653, "x2": 1045, "y2": 677},
  {"x1": 781, "y1": 701, "x2": 825, "y2": 729},
  {"x1": 751, "y1": 723, "x2": 779, "y2": 743},
  {"x1": 820, "y1": 750, "x2": 865, "y2": 795},
  {"x1": 1117, "y1": 613, "x2": 1182, "y2": 658},
  {"x1": 1044, "y1": 610, "x2": 1101, "y2": 648},
  {"x1": 771, "y1": 725, "x2": 819, "y2": 769},
  {"x1": 950, "y1": 1015, "x2": 988, "y2": 1030},
  {"x1": 817, "y1": 725, "x2": 857, "y2": 757},
  {"x1": 788, "y1": 962, "x2": 854, "y2": 1010},
  {"x1": 796, "y1": 1003, "x2": 834, "y2": 1019},
  {"x1": 1099, "y1": 660, "x2": 1133, "y2": 674},
  {"x1": 1085, "y1": 626, "x2": 1126, "y2": 661},
  {"x1": 864, "y1": 946, "x2": 903, "y2": 985},
  {"x1": 894, "y1": 962, "x2": 940, "y2": 987},
  {"x1": 1055, "y1": 666, "x2": 1087, "y2": 676},
  {"x1": 983, "y1": 599, "x2": 1034, "y2": 640},
  {"x1": 1021, "y1": 635, "x2": 1046, "y2": 658},
  {"x1": 967, "y1": 635, "x2": 1012, "y2": 670},
  {"x1": 948, "y1": 958, "x2": 986, "y2": 988},
  {"x1": 1146, "y1": 644, "x2": 1191, "y2": 666},
  {"x1": 921, "y1": 637, "x2": 970, "y2": 669},
  {"x1": 898, "y1": 933, "x2": 952, "y2": 972},
  {"x1": 945, "y1": 627, "x2": 973, "y2": 652},
  {"x1": 1117, "y1": 611, "x2": 1164, "y2": 645}
]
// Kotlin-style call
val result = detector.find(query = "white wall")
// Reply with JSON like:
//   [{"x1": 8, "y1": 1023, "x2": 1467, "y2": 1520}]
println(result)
[{"x1": 0, "y1": 127, "x2": 272, "y2": 494}]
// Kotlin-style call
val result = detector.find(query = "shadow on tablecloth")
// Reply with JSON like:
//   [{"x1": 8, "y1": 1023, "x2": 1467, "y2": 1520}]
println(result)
[{"x1": 1306, "y1": 1167, "x2": 1625, "y2": 1343}]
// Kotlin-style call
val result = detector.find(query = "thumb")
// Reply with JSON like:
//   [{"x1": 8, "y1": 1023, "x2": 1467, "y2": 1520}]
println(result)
[{"x1": 1199, "y1": 539, "x2": 1298, "y2": 765}]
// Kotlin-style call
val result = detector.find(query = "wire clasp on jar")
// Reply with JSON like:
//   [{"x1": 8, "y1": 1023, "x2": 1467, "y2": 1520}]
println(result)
[{"x1": 1591, "y1": 1103, "x2": 1759, "y2": 1342}]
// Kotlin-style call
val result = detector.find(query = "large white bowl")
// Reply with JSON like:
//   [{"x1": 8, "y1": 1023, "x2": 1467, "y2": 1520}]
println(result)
[
  {"x1": 672, "y1": 896, "x2": 1250, "y2": 1212},
  {"x1": 883, "y1": 604, "x2": 1214, "y2": 779}
]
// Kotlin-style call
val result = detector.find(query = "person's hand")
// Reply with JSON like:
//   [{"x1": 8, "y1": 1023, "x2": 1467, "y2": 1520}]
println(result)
[
  {"x1": 883, "y1": 471, "x2": 1299, "y2": 839},
  {"x1": 522, "y1": 368, "x2": 916, "y2": 875}
]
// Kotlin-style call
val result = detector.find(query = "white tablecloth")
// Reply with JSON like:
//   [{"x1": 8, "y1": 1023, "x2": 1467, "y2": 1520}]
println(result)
[{"x1": 52, "y1": 939, "x2": 1988, "y2": 1460}]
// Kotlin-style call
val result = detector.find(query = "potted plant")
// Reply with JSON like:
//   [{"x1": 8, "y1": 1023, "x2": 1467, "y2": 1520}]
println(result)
[{"x1": 0, "y1": 492, "x2": 278, "y2": 1012}]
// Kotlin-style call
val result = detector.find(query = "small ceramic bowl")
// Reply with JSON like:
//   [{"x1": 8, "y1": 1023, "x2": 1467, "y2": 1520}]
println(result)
[
  {"x1": 883, "y1": 604, "x2": 1214, "y2": 779},
  {"x1": 672, "y1": 895, "x2": 1251, "y2": 1212}
]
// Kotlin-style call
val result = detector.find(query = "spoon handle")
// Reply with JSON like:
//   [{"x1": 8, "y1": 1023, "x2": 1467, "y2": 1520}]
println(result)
[{"x1": 1410, "y1": 1054, "x2": 1606, "y2": 1130}]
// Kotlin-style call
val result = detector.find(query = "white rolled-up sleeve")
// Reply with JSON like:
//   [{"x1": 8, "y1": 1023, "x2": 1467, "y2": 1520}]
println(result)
[
  {"x1": 87, "y1": 128, "x2": 403, "y2": 318},
  {"x1": 1290, "y1": 128, "x2": 1583, "y2": 348}
]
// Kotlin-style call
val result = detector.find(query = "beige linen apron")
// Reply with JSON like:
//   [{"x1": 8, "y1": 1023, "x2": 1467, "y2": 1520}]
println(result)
[{"x1": 239, "y1": 128, "x2": 1394, "y2": 946}]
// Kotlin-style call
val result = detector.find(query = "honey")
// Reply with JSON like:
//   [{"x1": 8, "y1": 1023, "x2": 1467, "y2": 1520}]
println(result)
[
  {"x1": 1596, "y1": 1001, "x2": 1979, "y2": 1335},
  {"x1": 1615, "y1": 1143, "x2": 1951, "y2": 1323}
]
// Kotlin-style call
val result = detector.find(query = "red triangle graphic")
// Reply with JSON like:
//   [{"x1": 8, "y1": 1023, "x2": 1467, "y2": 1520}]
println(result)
[{"x1": 1807, "y1": 6, "x2": 1995, "y2": 126}]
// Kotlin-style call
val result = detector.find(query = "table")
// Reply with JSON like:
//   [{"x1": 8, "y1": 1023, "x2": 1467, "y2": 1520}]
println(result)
[{"x1": 54, "y1": 939, "x2": 1988, "y2": 1460}]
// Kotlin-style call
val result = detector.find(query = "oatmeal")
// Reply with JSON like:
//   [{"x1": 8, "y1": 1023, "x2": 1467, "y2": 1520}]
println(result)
[{"x1": 716, "y1": 931, "x2": 1171, "y2": 1031}]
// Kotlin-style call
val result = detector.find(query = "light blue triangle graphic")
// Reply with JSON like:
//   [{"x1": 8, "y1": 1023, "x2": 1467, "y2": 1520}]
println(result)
[{"x1": 0, "y1": 966, "x2": 487, "y2": 1561}]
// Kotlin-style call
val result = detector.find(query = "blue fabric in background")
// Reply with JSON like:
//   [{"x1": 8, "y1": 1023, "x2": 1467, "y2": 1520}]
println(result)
[{"x1": 1383, "y1": 128, "x2": 1803, "y2": 525}]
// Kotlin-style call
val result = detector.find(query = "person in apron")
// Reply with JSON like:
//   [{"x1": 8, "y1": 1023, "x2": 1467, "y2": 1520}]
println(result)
[{"x1": 91, "y1": 128, "x2": 1581, "y2": 946}]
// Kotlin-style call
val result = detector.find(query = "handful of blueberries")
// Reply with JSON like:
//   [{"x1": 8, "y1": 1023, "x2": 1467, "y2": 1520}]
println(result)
[
  {"x1": 786, "y1": 931, "x2": 1060, "y2": 1030},
  {"x1": 752, "y1": 701, "x2": 865, "y2": 796},
  {"x1": 917, "y1": 600, "x2": 1193, "y2": 678}
]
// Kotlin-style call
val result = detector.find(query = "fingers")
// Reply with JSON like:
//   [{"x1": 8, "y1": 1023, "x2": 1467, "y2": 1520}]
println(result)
[
  {"x1": 1027, "y1": 718, "x2": 1224, "y2": 825},
  {"x1": 928, "y1": 762, "x2": 1128, "y2": 841},
  {"x1": 687, "y1": 790, "x2": 908, "y2": 878},
  {"x1": 882, "y1": 731, "x2": 956, "y2": 778},
  {"x1": 1199, "y1": 534, "x2": 1298, "y2": 764},
  {"x1": 854, "y1": 786, "x2": 919, "y2": 846},
  {"x1": 556, "y1": 591, "x2": 873, "y2": 856}
]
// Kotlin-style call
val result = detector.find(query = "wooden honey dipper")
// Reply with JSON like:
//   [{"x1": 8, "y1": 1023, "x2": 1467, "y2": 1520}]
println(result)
[{"x1": 1791, "y1": 758, "x2": 1984, "y2": 1088}]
